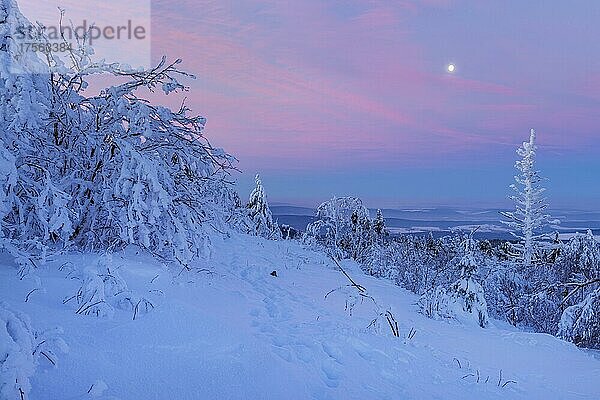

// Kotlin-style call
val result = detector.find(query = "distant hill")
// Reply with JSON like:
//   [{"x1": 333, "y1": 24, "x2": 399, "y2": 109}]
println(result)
[{"x1": 271, "y1": 205, "x2": 600, "y2": 240}]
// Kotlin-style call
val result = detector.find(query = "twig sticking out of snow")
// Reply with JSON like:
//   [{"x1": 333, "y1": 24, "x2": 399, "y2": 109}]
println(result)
[
  {"x1": 385, "y1": 311, "x2": 399, "y2": 337},
  {"x1": 453, "y1": 357, "x2": 462, "y2": 369},
  {"x1": 497, "y1": 369, "x2": 517, "y2": 388},
  {"x1": 25, "y1": 288, "x2": 40, "y2": 302},
  {"x1": 133, "y1": 298, "x2": 155, "y2": 321},
  {"x1": 328, "y1": 256, "x2": 400, "y2": 337},
  {"x1": 458, "y1": 364, "x2": 516, "y2": 388},
  {"x1": 87, "y1": 380, "x2": 109, "y2": 397},
  {"x1": 497, "y1": 369, "x2": 503, "y2": 387},
  {"x1": 330, "y1": 256, "x2": 366, "y2": 293}
]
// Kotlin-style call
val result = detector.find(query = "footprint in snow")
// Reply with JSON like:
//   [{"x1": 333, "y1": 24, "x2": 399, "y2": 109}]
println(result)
[
  {"x1": 295, "y1": 344, "x2": 314, "y2": 363},
  {"x1": 321, "y1": 358, "x2": 342, "y2": 387},
  {"x1": 272, "y1": 345, "x2": 293, "y2": 362},
  {"x1": 349, "y1": 339, "x2": 376, "y2": 362},
  {"x1": 322, "y1": 342, "x2": 344, "y2": 364}
]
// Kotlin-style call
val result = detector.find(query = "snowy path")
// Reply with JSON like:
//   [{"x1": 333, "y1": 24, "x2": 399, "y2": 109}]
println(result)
[{"x1": 1, "y1": 235, "x2": 599, "y2": 399}]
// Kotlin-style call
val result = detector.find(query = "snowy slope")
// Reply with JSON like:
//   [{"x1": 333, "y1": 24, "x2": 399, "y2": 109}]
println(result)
[{"x1": 1, "y1": 235, "x2": 599, "y2": 400}]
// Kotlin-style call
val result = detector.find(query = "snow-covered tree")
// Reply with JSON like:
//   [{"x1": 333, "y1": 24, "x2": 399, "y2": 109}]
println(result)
[
  {"x1": 0, "y1": 145, "x2": 16, "y2": 232},
  {"x1": 246, "y1": 174, "x2": 280, "y2": 239},
  {"x1": 0, "y1": 0, "x2": 69, "y2": 257},
  {"x1": 449, "y1": 237, "x2": 490, "y2": 327},
  {"x1": 501, "y1": 129, "x2": 554, "y2": 267},
  {"x1": 305, "y1": 196, "x2": 374, "y2": 260},
  {"x1": 373, "y1": 209, "x2": 387, "y2": 238},
  {"x1": 0, "y1": 0, "x2": 239, "y2": 268}
]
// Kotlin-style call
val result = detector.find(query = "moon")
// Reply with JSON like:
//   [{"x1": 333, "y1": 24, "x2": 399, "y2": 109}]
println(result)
[{"x1": 447, "y1": 63, "x2": 456, "y2": 73}]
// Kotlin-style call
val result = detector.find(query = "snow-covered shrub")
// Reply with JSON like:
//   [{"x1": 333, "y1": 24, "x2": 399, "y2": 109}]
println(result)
[
  {"x1": 0, "y1": 1, "x2": 238, "y2": 268},
  {"x1": 420, "y1": 237, "x2": 489, "y2": 328},
  {"x1": 304, "y1": 197, "x2": 375, "y2": 261},
  {"x1": 554, "y1": 231, "x2": 600, "y2": 348},
  {"x1": 208, "y1": 182, "x2": 249, "y2": 234},
  {"x1": 372, "y1": 234, "x2": 461, "y2": 295},
  {"x1": 419, "y1": 286, "x2": 453, "y2": 322},
  {"x1": 491, "y1": 232, "x2": 599, "y2": 342},
  {"x1": 482, "y1": 260, "x2": 523, "y2": 325},
  {"x1": 449, "y1": 240, "x2": 490, "y2": 328},
  {"x1": 361, "y1": 242, "x2": 388, "y2": 278},
  {"x1": 71, "y1": 269, "x2": 117, "y2": 318},
  {"x1": 558, "y1": 286, "x2": 600, "y2": 348},
  {"x1": 555, "y1": 231, "x2": 600, "y2": 285},
  {"x1": 520, "y1": 290, "x2": 562, "y2": 334},
  {"x1": 65, "y1": 257, "x2": 154, "y2": 320},
  {"x1": 0, "y1": 304, "x2": 34, "y2": 400},
  {"x1": 0, "y1": 302, "x2": 67, "y2": 399},
  {"x1": 482, "y1": 254, "x2": 561, "y2": 333},
  {"x1": 0, "y1": 144, "x2": 18, "y2": 262},
  {"x1": 246, "y1": 175, "x2": 280, "y2": 239}
]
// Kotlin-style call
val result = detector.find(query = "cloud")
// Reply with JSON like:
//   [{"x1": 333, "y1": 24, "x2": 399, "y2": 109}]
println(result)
[{"x1": 148, "y1": 0, "x2": 600, "y2": 176}]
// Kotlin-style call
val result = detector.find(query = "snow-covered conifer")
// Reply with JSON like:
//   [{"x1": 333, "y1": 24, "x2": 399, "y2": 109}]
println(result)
[
  {"x1": 246, "y1": 174, "x2": 280, "y2": 239},
  {"x1": 501, "y1": 129, "x2": 554, "y2": 267},
  {"x1": 373, "y1": 209, "x2": 386, "y2": 238},
  {"x1": 449, "y1": 237, "x2": 490, "y2": 327}
]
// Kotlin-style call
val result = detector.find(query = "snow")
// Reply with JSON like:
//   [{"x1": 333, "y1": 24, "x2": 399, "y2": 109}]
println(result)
[
  {"x1": 88, "y1": 380, "x2": 109, "y2": 397},
  {"x1": 1, "y1": 235, "x2": 599, "y2": 399},
  {"x1": 559, "y1": 232, "x2": 600, "y2": 241}
]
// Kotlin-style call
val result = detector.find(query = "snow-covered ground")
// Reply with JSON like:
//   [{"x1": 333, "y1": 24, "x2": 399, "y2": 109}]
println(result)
[{"x1": 1, "y1": 235, "x2": 599, "y2": 400}]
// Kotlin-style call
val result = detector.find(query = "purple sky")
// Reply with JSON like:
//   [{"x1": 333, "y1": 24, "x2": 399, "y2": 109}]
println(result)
[{"x1": 151, "y1": 0, "x2": 600, "y2": 209}]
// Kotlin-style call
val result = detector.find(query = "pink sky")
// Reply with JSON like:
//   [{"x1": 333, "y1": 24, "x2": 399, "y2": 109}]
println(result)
[{"x1": 145, "y1": 1, "x2": 600, "y2": 206}]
